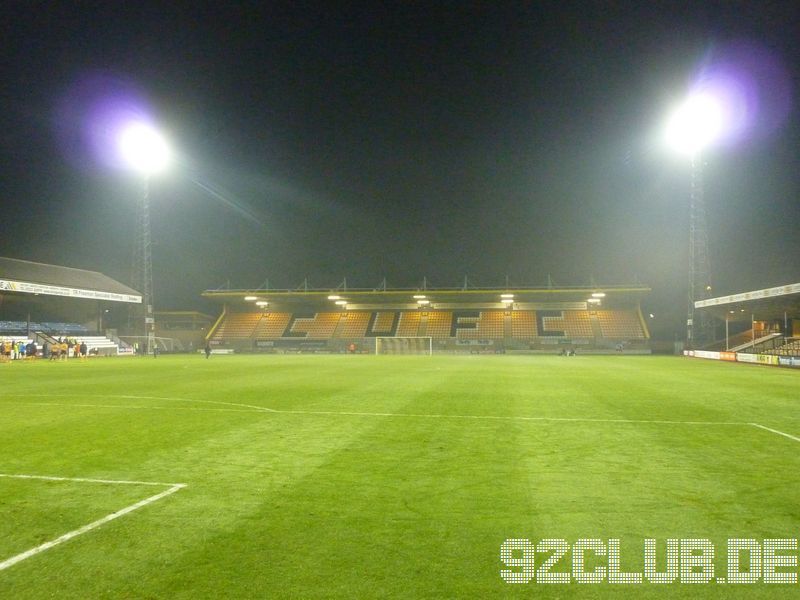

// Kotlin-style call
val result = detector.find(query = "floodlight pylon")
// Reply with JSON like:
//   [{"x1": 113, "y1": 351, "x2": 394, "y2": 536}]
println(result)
[
  {"x1": 131, "y1": 177, "x2": 155, "y2": 354},
  {"x1": 687, "y1": 157, "x2": 714, "y2": 347}
]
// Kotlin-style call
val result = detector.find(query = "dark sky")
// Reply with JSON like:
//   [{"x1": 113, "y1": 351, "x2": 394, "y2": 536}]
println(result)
[{"x1": 1, "y1": 1, "x2": 799, "y2": 338}]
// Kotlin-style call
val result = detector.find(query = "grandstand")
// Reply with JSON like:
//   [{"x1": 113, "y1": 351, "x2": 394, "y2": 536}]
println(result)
[
  {"x1": 202, "y1": 285, "x2": 651, "y2": 353},
  {"x1": 0, "y1": 257, "x2": 141, "y2": 355},
  {"x1": 690, "y1": 281, "x2": 800, "y2": 367}
]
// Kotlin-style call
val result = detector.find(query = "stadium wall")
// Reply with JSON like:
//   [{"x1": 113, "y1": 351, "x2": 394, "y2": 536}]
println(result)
[{"x1": 683, "y1": 350, "x2": 800, "y2": 368}]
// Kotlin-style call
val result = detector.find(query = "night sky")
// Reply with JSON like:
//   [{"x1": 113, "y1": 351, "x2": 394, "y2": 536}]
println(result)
[{"x1": 1, "y1": 2, "x2": 798, "y2": 338}]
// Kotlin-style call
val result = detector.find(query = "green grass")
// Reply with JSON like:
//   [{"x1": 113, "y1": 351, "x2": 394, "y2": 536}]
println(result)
[{"x1": 0, "y1": 354, "x2": 798, "y2": 598}]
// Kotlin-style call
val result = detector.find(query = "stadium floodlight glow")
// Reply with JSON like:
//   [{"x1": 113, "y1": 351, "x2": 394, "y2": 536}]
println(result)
[
  {"x1": 664, "y1": 92, "x2": 728, "y2": 157},
  {"x1": 591, "y1": 292, "x2": 606, "y2": 298},
  {"x1": 118, "y1": 122, "x2": 171, "y2": 174},
  {"x1": 119, "y1": 120, "x2": 172, "y2": 357},
  {"x1": 244, "y1": 296, "x2": 258, "y2": 301},
  {"x1": 335, "y1": 300, "x2": 347, "y2": 306},
  {"x1": 255, "y1": 301, "x2": 268, "y2": 307},
  {"x1": 417, "y1": 299, "x2": 430, "y2": 305},
  {"x1": 413, "y1": 294, "x2": 426, "y2": 299},
  {"x1": 500, "y1": 294, "x2": 514, "y2": 299},
  {"x1": 327, "y1": 295, "x2": 341, "y2": 300}
]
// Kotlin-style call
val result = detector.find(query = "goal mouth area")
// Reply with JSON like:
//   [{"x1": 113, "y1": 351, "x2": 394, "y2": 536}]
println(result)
[{"x1": 374, "y1": 337, "x2": 433, "y2": 355}]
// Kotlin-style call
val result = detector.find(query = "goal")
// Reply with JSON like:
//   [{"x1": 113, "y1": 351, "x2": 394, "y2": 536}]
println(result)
[{"x1": 375, "y1": 336, "x2": 433, "y2": 355}]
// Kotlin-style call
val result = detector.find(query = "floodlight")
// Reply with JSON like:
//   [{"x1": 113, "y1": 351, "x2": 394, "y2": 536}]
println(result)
[
  {"x1": 335, "y1": 300, "x2": 347, "y2": 306},
  {"x1": 501, "y1": 298, "x2": 514, "y2": 304},
  {"x1": 500, "y1": 294, "x2": 514, "y2": 299},
  {"x1": 118, "y1": 123, "x2": 171, "y2": 174},
  {"x1": 255, "y1": 301, "x2": 268, "y2": 307},
  {"x1": 587, "y1": 298, "x2": 602, "y2": 304},
  {"x1": 328, "y1": 295, "x2": 341, "y2": 300},
  {"x1": 244, "y1": 296, "x2": 257, "y2": 301},
  {"x1": 417, "y1": 299, "x2": 430, "y2": 305},
  {"x1": 591, "y1": 292, "x2": 606, "y2": 298},
  {"x1": 413, "y1": 294, "x2": 426, "y2": 299},
  {"x1": 664, "y1": 92, "x2": 727, "y2": 156}
]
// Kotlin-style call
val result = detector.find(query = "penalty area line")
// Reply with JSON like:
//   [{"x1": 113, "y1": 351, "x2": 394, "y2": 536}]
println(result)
[
  {"x1": 10, "y1": 393, "x2": 278, "y2": 413},
  {"x1": 275, "y1": 409, "x2": 746, "y2": 427},
  {"x1": 0, "y1": 475, "x2": 186, "y2": 572},
  {"x1": 749, "y1": 422, "x2": 800, "y2": 443},
  {"x1": 15, "y1": 402, "x2": 260, "y2": 414}
]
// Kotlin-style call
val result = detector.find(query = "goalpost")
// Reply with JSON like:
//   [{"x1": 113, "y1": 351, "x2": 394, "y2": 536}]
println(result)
[{"x1": 375, "y1": 336, "x2": 433, "y2": 355}]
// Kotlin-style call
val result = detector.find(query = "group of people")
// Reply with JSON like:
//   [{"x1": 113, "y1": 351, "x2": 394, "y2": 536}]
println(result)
[
  {"x1": 46, "y1": 337, "x2": 90, "y2": 361},
  {"x1": 0, "y1": 337, "x2": 92, "y2": 362},
  {"x1": 0, "y1": 339, "x2": 37, "y2": 361}
]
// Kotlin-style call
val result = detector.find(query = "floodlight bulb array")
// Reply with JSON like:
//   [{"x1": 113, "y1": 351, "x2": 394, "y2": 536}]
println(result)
[
  {"x1": 118, "y1": 123, "x2": 171, "y2": 174},
  {"x1": 664, "y1": 92, "x2": 726, "y2": 156}
]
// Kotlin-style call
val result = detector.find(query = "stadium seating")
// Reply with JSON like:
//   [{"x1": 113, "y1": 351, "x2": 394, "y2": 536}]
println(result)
[
  {"x1": 289, "y1": 313, "x2": 341, "y2": 338},
  {"x1": 0, "y1": 336, "x2": 33, "y2": 345},
  {"x1": 396, "y1": 311, "x2": 422, "y2": 336},
  {"x1": 424, "y1": 311, "x2": 453, "y2": 338},
  {"x1": 252, "y1": 312, "x2": 292, "y2": 338},
  {"x1": 78, "y1": 336, "x2": 120, "y2": 353},
  {"x1": 539, "y1": 311, "x2": 593, "y2": 337},
  {"x1": 455, "y1": 311, "x2": 505, "y2": 339},
  {"x1": 565, "y1": 311, "x2": 594, "y2": 337},
  {"x1": 595, "y1": 310, "x2": 645, "y2": 339},
  {"x1": 212, "y1": 312, "x2": 261, "y2": 340},
  {"x1": 767, "y1": 339, "x2": 800, "y2": 356},
  {"x1": 335, "y1": 312, "x2": 371, "y2": 338},
  {"x1": 370, "y1": 312, "x2": 398, "y2": 336},
  {"x1": 0, "y1": 321, "x2": 90, "y2": 335},
  {"x1": 207, "y1": 308, "x2": 649, "y2": 347},
  {"x1": 511, "y1": 311, "x2": 538, "y2": 338}
]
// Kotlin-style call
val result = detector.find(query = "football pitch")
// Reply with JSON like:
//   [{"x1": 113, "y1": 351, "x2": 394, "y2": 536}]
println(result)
[{"x1": 1, "y1": 354, "x2": 798, "y2": 598}]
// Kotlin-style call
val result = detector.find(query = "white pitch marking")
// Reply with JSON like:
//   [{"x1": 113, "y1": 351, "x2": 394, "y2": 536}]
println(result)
[
  {"x1": 17, "y1": 402, "x2": 258, "y2": 414},
  {"x1": 0, "y1": 477, "x2": 185, "y2": 572},
  {"x1": 275, "y1": 408, "x2": 745, "y2": 426},
  {"x1": 12, "y1": 394, "x2": 800, "y2": 435},
  {"x1": 0, "y1": 473, "x2": 186, "y2": 487},
  {"x1": 15, "y1": 393, "x2": 277, "y2": 413},
  {"x1": 5, "y1": 394, "x2": 747, "y2": 426},
  {"x1": 749, "y1": 422, "x2": 800, "y2": 443}
]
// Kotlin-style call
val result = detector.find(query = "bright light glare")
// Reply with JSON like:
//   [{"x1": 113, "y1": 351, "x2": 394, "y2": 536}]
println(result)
[
  {"x1": 501, "y1": 298, "x2": 514, "y2": 304},
  {"x1": 500, "y1": 294, "x2": 514, "y2": 299},
  {"x1": 244, "y1": 296, "x2": 257, "y2": 301},
  {"x1": 335, "y1": 300, "x2": 347, "y2": 305},
  {"x1": 664, "y1": 93, "x2": 726, "y2": 156},
  {"x1": 327, "y1": 295, "x2": 341, "y2": 300},
  {"x1": 255, "y1": 301, "x2": 268, "y2": 307},
  {"x1": 591, "y1": 292, "x2": 606, "y2": 298},
  {"x1": 413, "y1": 294, "x2": 426, "y2": 299},
  {"x1": 118, "y1": 123, "x2": 171, "y2": 173}
]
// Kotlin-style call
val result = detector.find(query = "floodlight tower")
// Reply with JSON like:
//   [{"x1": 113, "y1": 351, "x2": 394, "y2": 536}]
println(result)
[
  {"x1": 118, "y1": 123, "x2": 171, "y2": 355},
  {"x1": 665, "y1": 92, "x2": 723, "y2": 348}
]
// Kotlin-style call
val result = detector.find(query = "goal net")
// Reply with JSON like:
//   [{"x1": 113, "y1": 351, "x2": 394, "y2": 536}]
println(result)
[{"x1": 375, "y1": 337, "x2": 433, "y2": 355}]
